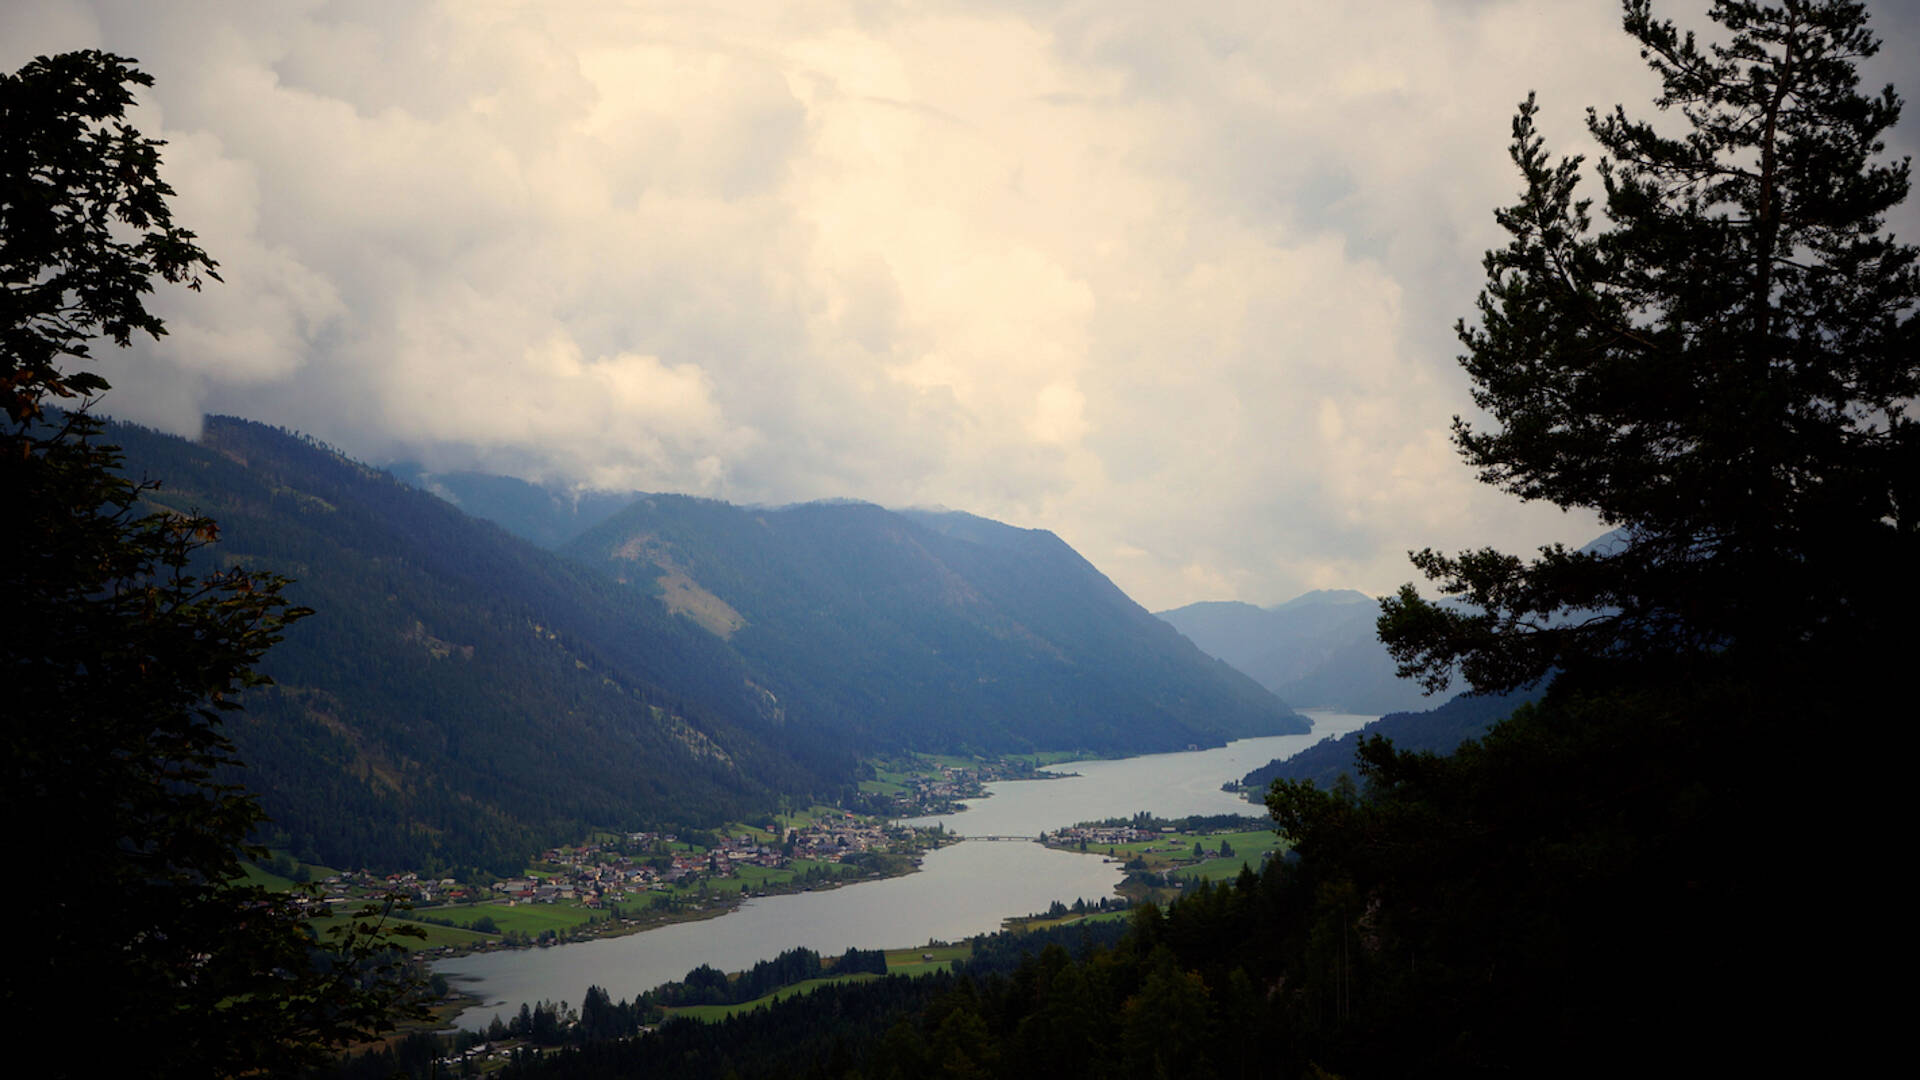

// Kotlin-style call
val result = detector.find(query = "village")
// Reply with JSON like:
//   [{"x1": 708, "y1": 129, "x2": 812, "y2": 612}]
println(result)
[{"x1": 278, "y1": 751, "x2": 1082, "y2": 957}]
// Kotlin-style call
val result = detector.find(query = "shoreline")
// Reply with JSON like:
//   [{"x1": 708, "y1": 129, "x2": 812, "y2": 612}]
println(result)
[{"x1": 408, "y1": 832, "x2": 963, "y2": 963}]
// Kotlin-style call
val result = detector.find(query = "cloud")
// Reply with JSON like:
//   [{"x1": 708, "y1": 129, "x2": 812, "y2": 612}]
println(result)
[{"x1": 8, "y1": 0, "x2": 1916, "y2": 611}]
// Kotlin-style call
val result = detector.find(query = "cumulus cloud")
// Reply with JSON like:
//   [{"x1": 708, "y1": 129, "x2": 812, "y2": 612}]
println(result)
[{"x1": 7, "y1": 0, "x2": 1915, "y2": 610}]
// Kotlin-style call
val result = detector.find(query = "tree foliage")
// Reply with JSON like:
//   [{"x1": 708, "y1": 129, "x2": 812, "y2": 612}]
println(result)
[
  {"x1": 1380, "y1": 0, "x2": 1918, "y2": 695},
  {"x1": 1278, "y1": 2, "x2": 1914, "y2": 1071},
  {"x1": 2, "y1": 51, "x2": 417, "y2": 1076},
  {"x1": 0, "y1": 51, "x2": 218, "y2": 419}
]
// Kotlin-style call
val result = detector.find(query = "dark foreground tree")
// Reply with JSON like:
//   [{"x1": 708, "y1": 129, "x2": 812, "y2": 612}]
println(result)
[
  {"x1": 1380, "y1": 0, "x2": 1917, "y2": 695},
  {"x1": 1, "y1": 52, "x2": 417, "y2": 1076},
  {"x1": 1271, "y1": 2, "x2": 1913, "y2": 1074}
]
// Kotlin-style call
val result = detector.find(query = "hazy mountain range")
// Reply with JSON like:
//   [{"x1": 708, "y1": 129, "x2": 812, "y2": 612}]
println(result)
[{"x1": 1155, "y1": 590, "x2": 1453, "y2": 715}]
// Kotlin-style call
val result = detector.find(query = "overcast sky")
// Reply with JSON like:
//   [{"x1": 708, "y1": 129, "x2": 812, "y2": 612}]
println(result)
[{"x1": 7, "y1": 1, "x2": 1916, "y2": 611}]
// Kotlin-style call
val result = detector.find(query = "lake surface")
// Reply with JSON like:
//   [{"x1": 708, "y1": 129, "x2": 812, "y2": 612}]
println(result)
[{"x1": 437, "y1": 710, "x2": 1377, "y2": 1028}]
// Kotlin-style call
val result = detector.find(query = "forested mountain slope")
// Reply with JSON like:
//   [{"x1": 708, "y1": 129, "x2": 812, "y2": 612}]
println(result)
[
  {"x1": 566, "y1": 499, "x2": 1305, "y2": 754},
  {"x1": 110, "y1": 416, "x2": 841, "y2": 876},
  {"x1": 106, "y1": 416, "x2": 1296, "y2": 872},
  {"x1": 1238, "y1": 688, "x2": 1536, "y2": 792},
  {"x1": 383, "y1": 464, "x2": 639, "y2": 549}
]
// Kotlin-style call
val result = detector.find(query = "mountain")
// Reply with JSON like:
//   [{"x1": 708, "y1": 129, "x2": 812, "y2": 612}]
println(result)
[
  {"x1": 108, "y1": 416, "x2": 840, "y2": 876},
  {"x1": 384, "y1": 464, "x2": 639, "y2": 549},
  {"x1": 564, "y1": 499, "x2": 1306, "y2": 755},
  {"x1": 104, "y1": 416, "x2": 1300, "y2": 873},
  {"x1": 1157, "y1": 590, "x2": 1445, "y2": 713}
]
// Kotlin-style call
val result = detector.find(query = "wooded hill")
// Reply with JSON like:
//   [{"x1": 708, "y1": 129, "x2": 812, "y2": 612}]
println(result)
[
  {"x1": 110, "y1": 416, "x2": 826, "y2": 876},
  {"x1": 106, "y1": 416, "x2": 1301, "y2": 875},
  {"x1": 1237, "y1": 687, "x2": 1536, "y2": 792}
]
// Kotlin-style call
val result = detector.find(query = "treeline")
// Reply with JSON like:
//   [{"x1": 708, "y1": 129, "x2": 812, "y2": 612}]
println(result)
[
  {"x1": 1071, "y1": 811, "x2": 1268, "y2": 833},
  {"x1": 1031, "y1": 896, "x2": 1129, "y2": 921},
  {"x1": 327, "y1": 991, "x2": 646, "y2": 1079},
  {"x1": 656, "y1": 946, "x2": 888, "y2": 1008}
]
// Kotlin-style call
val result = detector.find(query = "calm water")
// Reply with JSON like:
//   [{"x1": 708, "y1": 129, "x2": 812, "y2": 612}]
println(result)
[{"x1": 437, "y1": 710, "x2": 1376, "y2": 1028}]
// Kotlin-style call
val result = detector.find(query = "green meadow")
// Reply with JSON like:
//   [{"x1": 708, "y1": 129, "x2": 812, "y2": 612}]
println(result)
[{"x1": 669, "y1": 943, "x2": 975, "y2": 1021}]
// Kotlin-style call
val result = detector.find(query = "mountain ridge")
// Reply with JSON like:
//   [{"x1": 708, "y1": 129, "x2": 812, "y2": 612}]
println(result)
[
  {"x1": 103, "y1": 415, "x2": 1301, "y2": 873},
  {"x1": 566, "y1": 494, "x2": 1305, "y2": 755}
]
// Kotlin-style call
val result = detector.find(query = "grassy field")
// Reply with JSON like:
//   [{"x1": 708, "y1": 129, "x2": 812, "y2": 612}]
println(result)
[
  {"x1": 310, "y1": 908, "x2": 495, "y2": 950},
  {"x1": 1003, "y1": 908, "x2": 1131, "y2": 933},
  {"x1": 416, "y1": 901, "x2": 605, "y2": 935},
  {"x1": 669, "y1": 974, "x2": 885, "y2": 1021},
  {"x1": 883, "y1": 942, "x2": 971, "y2": 975},
  {"x1": 1177, "y1": 855, "x2": 1266, "y2": 882},
  {"x1": 1059, "y1": 826, "x2": 1282, "y2": 888},
  {"x1": 867, "y1": 750, "x2": 1066, "y2": 783},
  {"x1": 1005, "y1": 749, "x2": 1094, "y2": 767},
  {"x1": 1172, "y1": 829, "x2": 1284, "y2": 881},
  {"x1": 669, "y1": 943, "x2": 975, "y2": 1022},
  {"x1": 911, "y1": 752, "x2": 985, "y2": 771},
  {"x1": 763, "y1": 802, "x2": 867, "y2": 832},
  {"x1": 235, "y1": 862, "x2": 299, "y2": 890},
  {"x1": 234, "y1": 856, "x2": 343, "y2": 892},
  {"x1": 1089, "y1": 828, "x2": 1278, "y2": 870},
  {"x1": 727, "y1": 821, "x2": 781, "y2": 844}
]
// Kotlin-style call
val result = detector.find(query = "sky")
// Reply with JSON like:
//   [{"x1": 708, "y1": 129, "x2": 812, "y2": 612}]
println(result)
[{"x1": 6, "y1": 1, "x2": 1917, "y2": 612}]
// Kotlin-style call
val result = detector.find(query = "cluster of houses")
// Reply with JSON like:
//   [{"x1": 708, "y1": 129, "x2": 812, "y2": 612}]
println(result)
[
  {"x1": 866, "y1": 758, "x2": 1053, "y2": 816},
  {"x1": 359, "y1": 817, "x2": 915, "y2": 913},
  {"x1": 314, "y1": 869, "x2": 477, "y2": 908},
  {"x1": 1042, "y1": 823, "x2": 1172, "y2": 850}
]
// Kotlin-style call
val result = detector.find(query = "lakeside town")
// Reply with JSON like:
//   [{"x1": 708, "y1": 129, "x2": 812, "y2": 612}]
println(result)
[
  {"x1": 285, "y1": 754, "x2": 1082, "y2": 955},
  {"x1": 299, "y1": 811, "x2": 948, "y2": 955}
]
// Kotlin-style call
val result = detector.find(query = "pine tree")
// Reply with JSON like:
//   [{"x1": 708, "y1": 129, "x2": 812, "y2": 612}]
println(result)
[
  {"x1": 1281, "y1": 4, "x2": 1919, "y2": 1070},
  {"x1": 1380, "y1": 0, "x2": 1917, "y2": 696}
]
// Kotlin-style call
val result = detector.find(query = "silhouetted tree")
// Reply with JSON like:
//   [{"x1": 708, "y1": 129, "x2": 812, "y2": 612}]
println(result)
[
  {"x1": 1380, "y1": 0, "x2": 1917, "y2": 696},
  {"x1": 1, "y1": 51, "x2": 418, "y2": 1077}
]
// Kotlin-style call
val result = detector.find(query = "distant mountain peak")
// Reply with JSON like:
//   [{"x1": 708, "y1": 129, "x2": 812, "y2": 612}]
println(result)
[
  {"x1": 1269, "y1": 588, "x2": 1375, "y2": 611},
  {"x1": 1158, "y1": 586, "x2": 1446, "y2": 714}
]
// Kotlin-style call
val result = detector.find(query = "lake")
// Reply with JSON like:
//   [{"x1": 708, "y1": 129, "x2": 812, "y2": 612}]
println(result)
[{"x1": 436, "y1": 710, "x2": 1377, "y2": 1028}]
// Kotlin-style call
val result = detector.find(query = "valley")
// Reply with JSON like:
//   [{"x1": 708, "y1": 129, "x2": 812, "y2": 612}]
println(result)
[
  {"x1": 429, "y1": 715, "x2": 1374, "y2": 1030},
  {"x1": 14, "y1": 7, "x2": 1905, "y2": 1073},
  {"x1": 99, "y1": 415, "x2": 1304, "y2": 881}
]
